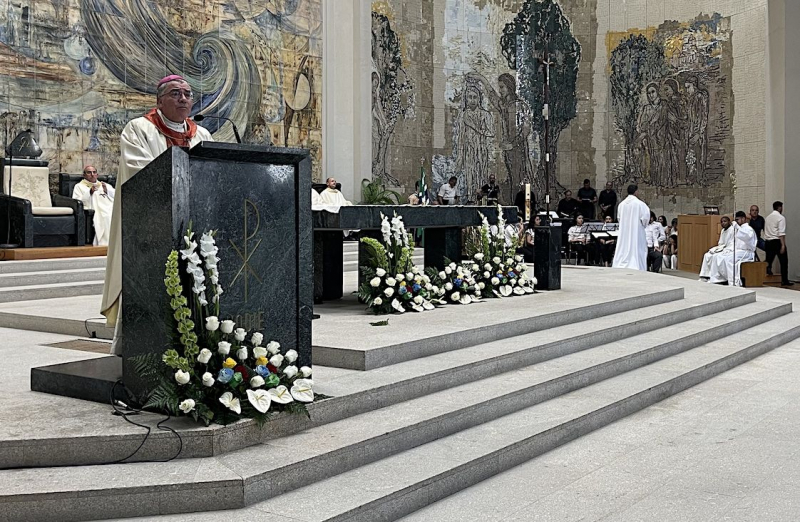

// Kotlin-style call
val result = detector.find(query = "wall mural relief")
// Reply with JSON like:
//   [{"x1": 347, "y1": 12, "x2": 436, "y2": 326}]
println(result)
[
  {"x1": 371, "y1": 9, "x2": 415, "y2": 186},
  {"x1": 608, "y1": 14, "x2": 732, "y2": 192},
  {"x1": 0, "y1": 0, "x2": 322, "y2": 183}
]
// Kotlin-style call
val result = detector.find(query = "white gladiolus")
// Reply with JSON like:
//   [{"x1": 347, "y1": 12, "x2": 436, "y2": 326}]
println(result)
[
  {"x1": 220, "y1": 320, "x2": 235, "y2": 334},
  {"x1": 179, "y1": 399, "x2": 195, "y2": 413},
  {"x1": 250, "y1": 375, "x2": 265, "y2": 388},
  {"x1": 376, "y1": 268, "x2": 387, "y2": 277},
  {"x1": 202, "y1": 372, "x2": 214, "y2": 387},
  {"x1": 370, "y1": 277, "x2": 381, "y2": 288},
  {"x1": 197, "y1": 348, "x2": 212, "y2": 364},
  {"x1": 285, "y1": 349, "x2": 298, "y2": 364},
  {"x1": 266, "y1": 341, "x2": 281, "y2": 355},
  {"x1": 175, "y1": 370, "x2": 190, "y2": 385}
]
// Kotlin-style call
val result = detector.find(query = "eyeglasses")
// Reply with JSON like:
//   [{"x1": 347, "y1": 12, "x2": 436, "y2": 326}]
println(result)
[{"x1": 165, "y1": 89, "x2": 194, "y2": 100}]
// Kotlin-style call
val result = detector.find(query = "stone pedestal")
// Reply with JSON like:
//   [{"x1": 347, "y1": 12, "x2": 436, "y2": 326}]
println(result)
[{"x1": 534, "y1": 225, "x2": 561, "y2": 291}]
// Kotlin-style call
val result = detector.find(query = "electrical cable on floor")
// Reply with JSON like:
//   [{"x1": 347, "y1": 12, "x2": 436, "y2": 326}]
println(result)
[
  {"x1": 83, "y1": 316, "x2": 106, "y2": 338},
  {"x1": 109, "y1": 380, "x2": 183, "y2": 464}
]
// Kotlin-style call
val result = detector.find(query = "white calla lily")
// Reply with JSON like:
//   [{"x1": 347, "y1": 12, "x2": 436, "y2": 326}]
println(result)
[
  {"x1": 246, "y1": 389, "x2": 271, "y2": 413},
  {"x1": 267, "y1": 385, "x2": 294, "y2": 404},
  {"x1": 290, "y1": 379, "x2": 314, "y2": 403},
  {"x1": 219, "y1": 392, "x2": 241, "y2": 414}
]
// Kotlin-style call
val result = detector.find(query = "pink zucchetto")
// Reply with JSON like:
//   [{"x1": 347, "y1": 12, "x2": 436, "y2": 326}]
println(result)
[{"x1": 157, "y1": 74, "x2": 185, "y2": 88}]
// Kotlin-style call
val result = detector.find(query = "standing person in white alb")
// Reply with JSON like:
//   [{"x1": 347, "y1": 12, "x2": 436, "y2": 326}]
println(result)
[
  {"x1": 612, "y1": 184, "x2": 650, "y2": 271},
  {"x1": 437, "y1": 176, "x2": 460, "y2": 205},
  {"x1": 101, "y1": 74, "x2": 213, "y2": 355},
  {"x1": 699, "y1": 216, "x2": 734, "y2": 281},
  {"x1": 71, "y1": 165, "x2": 115, "y2": 246},
  {"x1": 708, "y1": 211, "x2": 756, "y2": 286}
]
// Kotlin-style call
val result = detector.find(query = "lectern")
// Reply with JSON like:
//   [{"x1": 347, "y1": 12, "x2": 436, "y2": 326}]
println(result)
[{"x1": 32, "y1": 143, "x2": 313, "y2": 403}]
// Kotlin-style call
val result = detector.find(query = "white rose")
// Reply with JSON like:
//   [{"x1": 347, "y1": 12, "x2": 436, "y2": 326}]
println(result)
[
  {"x1": 445, "y1": 267, "x2": 452, "y2": 275},
  {"x1": 445, "y1": 282, "x2": 453, "y2": 291},
  {"x1": 300, "y1": 366, "x2": 312, "y2": 378},
  {"x1": 506, "y1": 258, "x2": 514, "y2": 265},
  {"x1": 253, "y1": 346, "x2": 267, "y2": 359},
  {"x1": 386, "y1": 277, "x2": 397, "y2": 287},
  {"x1": 217, "y1": 341, "x2": 231, "y2": 355},
  {"x1": 474, "y1": 253, "x2": 484, "y2": 260},
  {"x1": 484, "y1": 263, "x2": 492, "y2": 271},
  {"x1": 285, "y1": 349, "x2": 298, "y2": 364},
  {"x1": 478, "y1": 282, "x2": 486, "y2": 290},
  {"x1": 373, "y1": 297, "x2": 383, "y2": 306},
  {"x1": 414, "y1": 295, "x2": 423, "y2": 304},
  {"x1": 491, "y1": 277, "x2": 500, "y2": 285},
  {"x1": 396, "y1": 273, "x2": 405, "y2": 281},
  {"x1": 237, "y1": 347, "x2": 248, "y2": 361},
  {"x1": 270, "y1": 354, "x2": 284, "y2": 367},
  {"x1": 266, "y1": 341, "x2": 281, "y2": 355},
  {"x1": 220, "y1": 320, "x2": 235, "y2": 334},
  {"x1": 425, "y1": 283, "x2": 433, "y2": 291},
  {"x1": 283, "y1": 365, "x2": 299, "y2": 379},
  {"x1": 197, "y1": 348, "x2": 212, "y2": 364},
  {"x1": 451, "y1": 292, "x2": 461, "y2": 302},
  {"x1": 201, "y1": 372, "x2": 214, "y2": 387},
  {"x1": 515, "y1": 255, "x2": 523, "y2": 262},
  {"x1": 472, "y1": 264, "x2": 479, "y2": 271},
  {"x1": 234, "y1": 328, "x2": 246, "y2": 342},
  {"x1": 438, "y1": 271, "x2": 446, "y2": 279},
  {"x1": 175, "y1": 370, "x2": 190, "y2": 385},
  {"x1": 449, "y1": 262, "x2": 456, "y2": 270},
  {"x1": 532, "y1": 277, "x2": 538, "y2": 285},
  {"x1": 376, "y1": 268, "x2": 387, "y2": 277},
  {"x1": 370, "y1": 277, "x2": 381, "y2": 288},
  {"x1": 384, "y1": 287, "x2": 395, "y2": 297},
  {"x1": 412, "y1": 266, "x2": 420, "y2": 274},
  {"x1": 250, "y1": 375, "x2": 265, "y2": 388},
  {"x1": 251, "y1": 332, "x2": 264, "y2": 347},
  {"x1": 493, "y1": 257, "x2": 501, "y2": 264},
  {"x1": 483, "y1": 271, "x2": 491, "y2": 279},
  {"x1": 205, "y1": 316, "x2": 219, "y2": 331},
  {"x1": 179, "y1": 399, "x2": 195, "y2": 413},
  {"x1": 406, "y1": 272, "x2": 414, "y2": 280},
  {"x1": 432, "y1": 285, "x2": 439, "y2": 293}
]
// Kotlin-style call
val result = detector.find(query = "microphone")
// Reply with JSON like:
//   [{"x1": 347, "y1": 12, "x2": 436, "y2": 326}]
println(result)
[{"x1": 193, "y1": 114, "x2": 242, "y2": 143}]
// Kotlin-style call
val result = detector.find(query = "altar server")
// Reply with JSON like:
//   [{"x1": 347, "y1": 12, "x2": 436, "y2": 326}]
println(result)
[
  {"x1": 698, "y1": 216, "x2": 734, "y2": 281},
  {"x1": 612, "y1": 185, "x2": 650, "y2": 271},
  {"x1": 708, "y1": 211, "x2": 757, "y2": 286},
  {"x1": 102, "y1": 74, "x2": 213, "y2": 355},
  {"x1": 72, "y1": 165, "x2": 115, "y2": 246}
]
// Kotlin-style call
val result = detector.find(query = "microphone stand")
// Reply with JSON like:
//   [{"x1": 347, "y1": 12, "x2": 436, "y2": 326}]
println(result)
[{"x1": 192, "y1": 114, "x2": 242, "y2": 143}]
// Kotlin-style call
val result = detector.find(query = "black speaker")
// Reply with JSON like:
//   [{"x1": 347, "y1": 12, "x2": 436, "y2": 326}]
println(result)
[{"x1": 534, "y1": 225, "x2": 561, "y2": 290}]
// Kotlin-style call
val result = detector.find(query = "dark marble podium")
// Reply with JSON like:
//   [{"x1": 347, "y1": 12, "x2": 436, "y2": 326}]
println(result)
[
  {"x1": 314, "y1": 205, "x2": 518, "y2": 301},
  {"x1": 32, "y1": 143, "x2": 313, "y2": 403},
  {"x1": 534, "y1": 225, "x2": 562, "y2": 291}
]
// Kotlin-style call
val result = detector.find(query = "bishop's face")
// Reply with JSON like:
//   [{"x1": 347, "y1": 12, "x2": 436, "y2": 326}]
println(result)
[{"x1": 157, "y1": 80, "x2": 193, "y2": 123}]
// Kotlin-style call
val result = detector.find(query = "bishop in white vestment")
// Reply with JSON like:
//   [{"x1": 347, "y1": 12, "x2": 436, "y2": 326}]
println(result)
[
  {"x1": 101, "y1": 75, "x2": 213, "y2": 354},
  {"x1": 72, "y1": 165, "x2": 115, "y2": 246},
  {"x1": 708, "y1": 212, "x2": 757, "y2": 286},
  {"x1": 612, "y1": 185, "x2": 650, "y2": 271},
  {"x1": 699, "y1": 216, "x2": 734, "y2": 279}
]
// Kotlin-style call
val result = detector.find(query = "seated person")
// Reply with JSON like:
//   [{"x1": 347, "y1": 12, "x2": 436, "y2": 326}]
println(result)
[
  {"x1": 437, "y1": 176, "x2": 460, "y2": 205},
  {"x1": 409, "y1": 180, "x2": 437, "y2": 205},
  {"x1": 595, "y1": 215, "x2": 617, "y2": 267},
  {"x1": 645, "y1": 211, "x2": 666, "y2": 272},
  {"x1": 708, "y1": 211, "x2": 757, "y2": 286},
  {"x1": 477, "y1": 174, "x2": 500, "y2": 205},
  {"x1": 699, "y1": 216, "x2": 734, "y2": 280},
  {"x1": 72, "y1": 165, "x2": 115, "y2": 246},
  {"x1": 662, "y1": 235, "x2": 678, "y2": 270},
  {"x1": 567, "y1": 214, "x2": 593, "y2": 264},
  {"x1": 557, "y1": 190, "x2": 580, "y2": 219},
  {"x1": 516, "y1": 215, "x2": 540, "y2": 262},
  {"x1": 318, "y1": 177, "x2": 352, "y2": 208}
]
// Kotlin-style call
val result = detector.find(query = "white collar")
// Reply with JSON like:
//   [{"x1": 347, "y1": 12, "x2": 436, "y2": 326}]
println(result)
[{"x1": 157, "y1": 109, "x2": 187, "y2": 132}]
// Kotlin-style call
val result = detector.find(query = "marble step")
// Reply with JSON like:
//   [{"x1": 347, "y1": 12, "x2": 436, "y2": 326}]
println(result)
[
  {"x1": 0, "y1": 281, "x2": 105, "y2": 303},
  {"x1": 0, "y1": 257, "x2": 106, "y2": 274},
  {"x1": 1, "y1": 308, "x2": 796, "y2": 522},
  {"x1": 0, "y1": 268, "x2": 106, "y2": 288},
  {"x1": 0, "y1": 286, "x2": 746, "y2": 469}
]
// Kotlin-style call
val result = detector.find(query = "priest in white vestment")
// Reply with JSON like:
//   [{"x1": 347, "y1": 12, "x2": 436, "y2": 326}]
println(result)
[
  {"x1": 318, "y1": 177, "x2": 353, "y2": 209},
  {"x1": 698, "y1": 216, "x2": 734, "y2": 280},
  {"x1": 101, "y1": 75, "x2": 213, "y2": 355},
  {"x1": 708, "y1": 211, "x2": 757, "y2": 286},
  {"x1": 72, "y1": 165, "x2": 115, "y2": 246},
  {"x1": 612, "y1": 185, "x2": 650, "y2": 271}
]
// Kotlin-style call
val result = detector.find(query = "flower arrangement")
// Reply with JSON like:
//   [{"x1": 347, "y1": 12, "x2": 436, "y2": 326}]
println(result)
[
  {"x1": 425, "y1": 260, "x2": 482, "y2": 305},
  {"x1": 358, "y1": 212, "x2": 439, "y2": 313},
  {"x1": 133, "y1": 225, "x2": 314, "y2": 426},
  {"x1": 469, "y1": 206, "x2": 536, "y2": 298}
]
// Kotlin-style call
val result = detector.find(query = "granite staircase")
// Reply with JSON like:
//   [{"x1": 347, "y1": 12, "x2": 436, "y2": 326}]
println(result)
[
  {"x1": 0, "y1": 257, "x2": 106, "y2": 303},
  {"x1": 1, "y1": 274, "x2": 799, "y2": 522}
]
